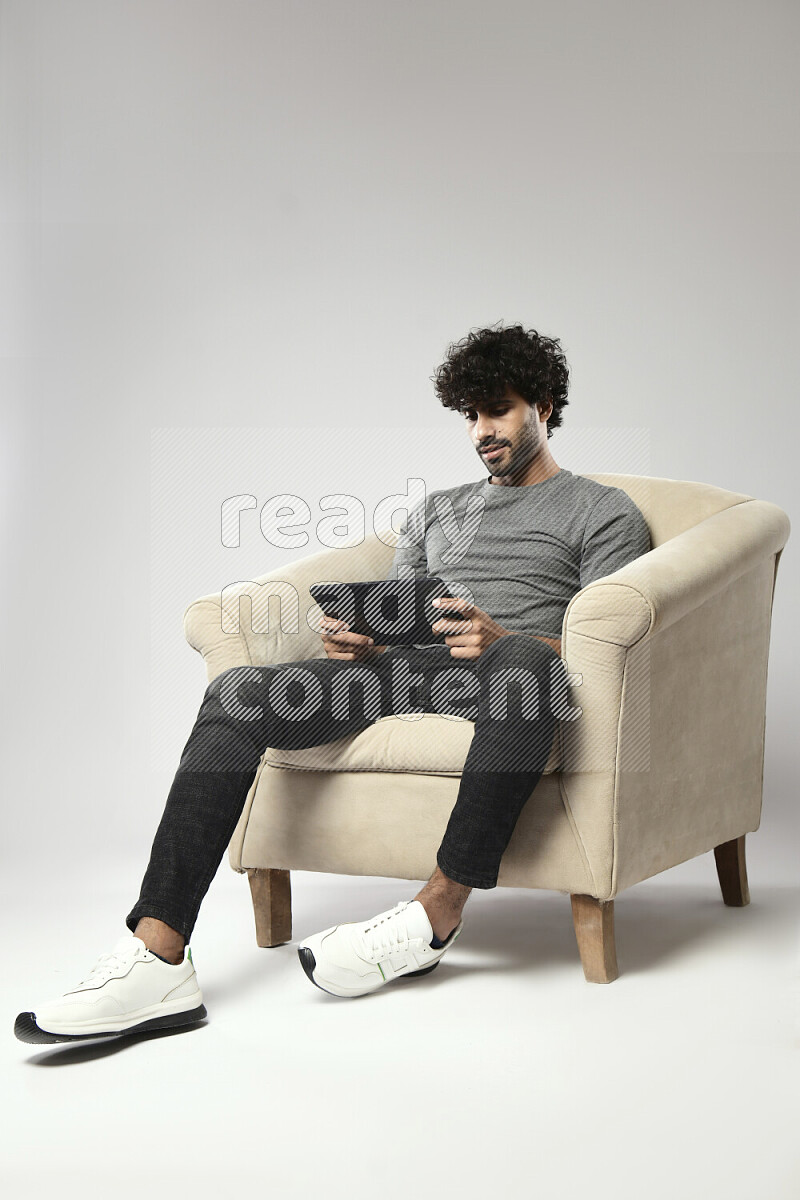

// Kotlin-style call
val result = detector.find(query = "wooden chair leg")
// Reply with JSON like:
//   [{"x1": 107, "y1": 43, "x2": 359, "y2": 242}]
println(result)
[
  {"x1": 247, "y1": 868, "x2": 292, "y2": 947},
  {"x1": 570, "y1": 894, "x2": 619, "y2": 983},
  {"x1": 714, "y1": 835, "x2": 750, "y2": 906}
]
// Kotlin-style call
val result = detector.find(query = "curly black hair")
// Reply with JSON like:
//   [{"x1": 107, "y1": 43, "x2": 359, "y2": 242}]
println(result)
[{"x1": 431, "y1": 322, "x2": 570, "y2": 439}]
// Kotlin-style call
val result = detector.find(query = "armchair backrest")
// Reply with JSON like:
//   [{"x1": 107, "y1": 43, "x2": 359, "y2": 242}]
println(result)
[
  {"x1": 376, "y1": 473, "x2": 757, "y2": 556},
  {"x1": 185, "y1": 474, "x2": 786, "y2": 680}
]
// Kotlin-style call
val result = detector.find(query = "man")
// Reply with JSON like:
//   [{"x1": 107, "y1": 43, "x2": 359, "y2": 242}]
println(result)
[{"x1": 15, "y1": 323, "x2": 651, "y2": 1042}]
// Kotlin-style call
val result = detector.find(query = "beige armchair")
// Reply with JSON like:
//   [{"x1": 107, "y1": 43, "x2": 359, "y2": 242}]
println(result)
[{"x1": 183, "y1": 474, "x2": 790, "y2": 983}]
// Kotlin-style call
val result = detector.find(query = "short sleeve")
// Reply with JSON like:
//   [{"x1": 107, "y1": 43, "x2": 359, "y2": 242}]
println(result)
[
  {"x1": 384, "y1": 496, "x2": 429, "y2": 580},
  {"x1": 580, "y1": 491, "x2": 651, "y2": 589}
]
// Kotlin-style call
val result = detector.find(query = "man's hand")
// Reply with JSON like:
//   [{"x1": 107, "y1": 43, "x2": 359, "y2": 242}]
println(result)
[
  {"x1": 431, "y1": 598, "x2": 562, "y2": 660},
  {"x1": 319, "y1": 615, "x2": 388, "y2": 661},
  {"x1": 430, "y1": 596, "x2": 511, "y2": 660}
]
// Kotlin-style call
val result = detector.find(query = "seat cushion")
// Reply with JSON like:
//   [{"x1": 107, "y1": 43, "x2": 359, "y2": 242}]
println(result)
[{"x1": 263, "y1": 713, "x2": 561, "y2": 776}]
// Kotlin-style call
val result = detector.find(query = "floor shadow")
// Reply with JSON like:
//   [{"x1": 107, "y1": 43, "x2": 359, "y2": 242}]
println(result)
[{"x1": 22, "y1": 1017, "x2": 208, "y2": 1066}]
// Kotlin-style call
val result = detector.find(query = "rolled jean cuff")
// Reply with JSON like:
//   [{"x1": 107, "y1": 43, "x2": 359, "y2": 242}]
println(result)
[
  {"x1": 125, "y1": 901, "x2": 195, "y2": 944},
  {"x1": 436, "y1": 851, "x2": 498, "y2": 890}
]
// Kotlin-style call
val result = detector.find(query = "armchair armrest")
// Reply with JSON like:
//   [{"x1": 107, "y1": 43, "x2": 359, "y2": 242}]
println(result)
[
  {"x1": 557, "y1": 497, "x2": 790, "y2": 898},
  {"x1": 563, "y1": 498, "x2": 790, "y2": 650},
  {"x1": 183, "y1": 530, "x2": 397, "y2": 682}
]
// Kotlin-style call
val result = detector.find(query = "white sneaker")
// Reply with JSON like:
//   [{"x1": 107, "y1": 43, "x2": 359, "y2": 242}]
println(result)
[
  {"x1": 297, "y1": 899, "x2": 463, "y2": 998},
  {"x1": 14, "y1": 934, "x2": 207, "y2": 1044}
]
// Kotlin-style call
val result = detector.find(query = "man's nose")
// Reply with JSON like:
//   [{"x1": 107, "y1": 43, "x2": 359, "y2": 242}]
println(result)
[{"x1": 474, "y1": 415, "x2": 497, "y2": 442}]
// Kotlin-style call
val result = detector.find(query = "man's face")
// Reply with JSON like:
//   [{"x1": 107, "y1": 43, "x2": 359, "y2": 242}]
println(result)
[{"x1": 462, "y1": 388, "x2": 552, "y2": 480}]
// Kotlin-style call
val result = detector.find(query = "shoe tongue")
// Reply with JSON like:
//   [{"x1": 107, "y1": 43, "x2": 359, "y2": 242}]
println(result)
[
  {"x1": 403, "y1": 900, "x2": 434, "y2": 941},
  {"x1": 113, "y1": 934, "x2": 144, "y2": 955}
]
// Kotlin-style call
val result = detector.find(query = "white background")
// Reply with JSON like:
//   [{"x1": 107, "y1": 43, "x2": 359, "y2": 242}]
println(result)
[{"x1": 2, "y1": 2, "x2": 797, "y2": 1197}]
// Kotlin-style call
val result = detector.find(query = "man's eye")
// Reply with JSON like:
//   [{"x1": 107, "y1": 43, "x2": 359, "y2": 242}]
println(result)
[{"x1": 464, "y1": 407, "x2": 509, "y2": 420}]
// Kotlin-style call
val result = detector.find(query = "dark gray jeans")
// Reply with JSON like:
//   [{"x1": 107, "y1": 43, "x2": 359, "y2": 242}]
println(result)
[{"x1": 126, "y1": 635, "x2": 567, "y2": 943}]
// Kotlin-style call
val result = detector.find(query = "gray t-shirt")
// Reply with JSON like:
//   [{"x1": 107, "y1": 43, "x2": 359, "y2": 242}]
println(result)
[{"x1": 385, "y1": 467, "x2": 651, "y2": 643}]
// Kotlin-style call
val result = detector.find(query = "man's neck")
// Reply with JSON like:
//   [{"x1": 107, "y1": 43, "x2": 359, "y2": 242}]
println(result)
[{"x1": 487, "y1": 459, "x2": 562, "y2": 487}]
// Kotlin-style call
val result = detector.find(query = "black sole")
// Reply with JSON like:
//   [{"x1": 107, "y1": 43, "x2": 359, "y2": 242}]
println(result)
[
  {"x1": 14, "y1": 1003, "x2": 208, "y2": 1045},
  {"x1": 404, "y1": 961, "x2": 441, "y2": 978},
  {"x1": 297, "y1": 946, "x2": 440, "y2": 996}
]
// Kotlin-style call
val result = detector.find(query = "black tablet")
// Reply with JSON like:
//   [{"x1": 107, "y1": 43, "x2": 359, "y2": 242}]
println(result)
[{"x1": 309, "y1": 576, "x2": 471, "y2": 647}]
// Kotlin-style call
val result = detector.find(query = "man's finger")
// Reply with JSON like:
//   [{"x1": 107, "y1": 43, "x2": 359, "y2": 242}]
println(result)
[
  {"x1": 433, "y1": 617, "x2": 474, "y2": 633},
  {"x1": 433, "y1": 596, "x2": 474, "y2": 613},
  {"x1": 324, "y1": 630, "x2": 374, "y2": 647},
  {"x1": 320, "y1": 616, "x2": 349, "y2": 632}
]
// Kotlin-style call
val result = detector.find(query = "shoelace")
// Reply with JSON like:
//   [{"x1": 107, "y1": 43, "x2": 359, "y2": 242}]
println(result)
[
  {"x1": 359, "y1": 902, "x2": 413, "y2": 960},
  {"x1": 73, "y1": 946, "x2": 142, "y2": 989}
]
